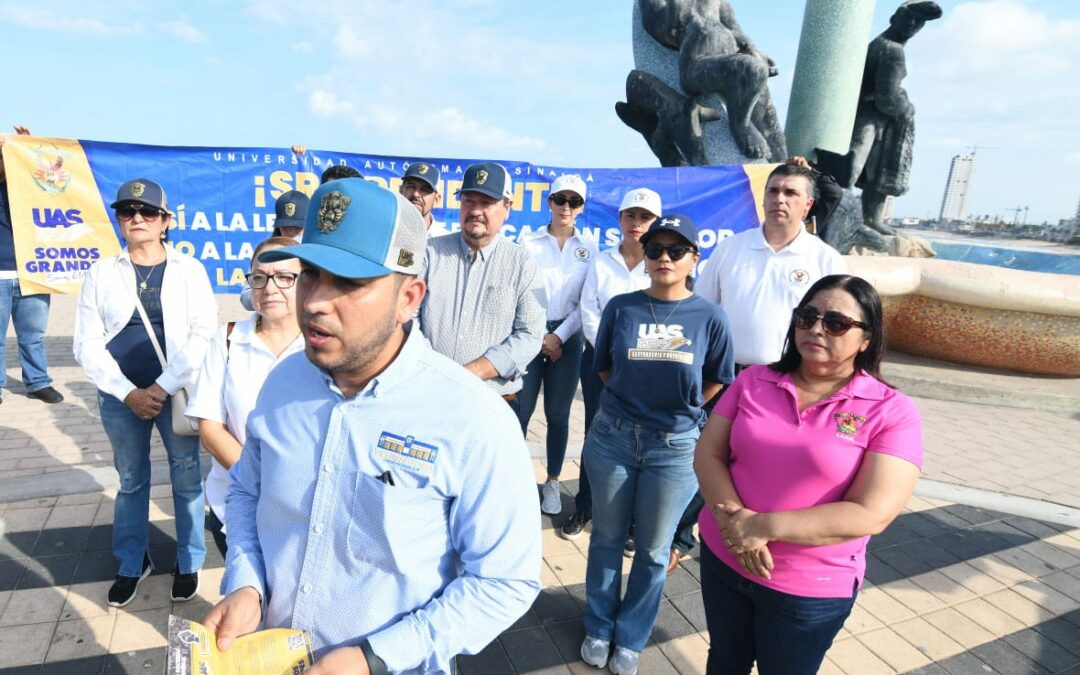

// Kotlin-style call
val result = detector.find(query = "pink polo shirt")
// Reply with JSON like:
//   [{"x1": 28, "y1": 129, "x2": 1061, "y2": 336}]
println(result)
[{"x1": 698, "y1": 365, "x2": 923, "y2": 598}]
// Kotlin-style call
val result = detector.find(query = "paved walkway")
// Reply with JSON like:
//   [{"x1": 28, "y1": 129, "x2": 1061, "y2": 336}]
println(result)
[{"x1": 2, "y1": 294, "x2": 1079, "y2": 674}]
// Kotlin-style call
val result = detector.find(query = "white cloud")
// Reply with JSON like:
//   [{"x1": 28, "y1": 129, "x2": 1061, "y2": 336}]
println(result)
[
  {"x1": 1065, "y1": 152, "x2": 1080, "y2": 164},
  {"x1": 0, "y1": 3, "x2": 138, "y2": 35},
  {"x1": 0, "y1": 3, "x2": 208, "y2": 44},
  {"x1": 292, "y1": 41, "x2": 313, "y2": 53},
  {"x1": 158, "y1": 19, "x2": 207, "y2": 44},
  {"x1": 308, "y1": 89, "x2": 357, "y2": 119}
]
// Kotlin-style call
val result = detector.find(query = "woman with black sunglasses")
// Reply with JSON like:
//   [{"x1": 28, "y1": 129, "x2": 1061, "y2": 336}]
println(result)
[
  {"x1": 693, "y1": 274, "x2": 923, "y2": 674},
  {"x1": 580, "y1": 214, "x2": 734, "y2": 675},
  {"x1": 518, "y1": 175, "x2": 598, "y2": 516},
  {"x1": 74, "y1": 178, "x2": 217, "y2": 608}
]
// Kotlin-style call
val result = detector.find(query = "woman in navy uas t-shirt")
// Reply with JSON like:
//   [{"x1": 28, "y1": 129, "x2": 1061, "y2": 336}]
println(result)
[{"x1": 579, "y1": 214, "x2": 734, "y2": 674}]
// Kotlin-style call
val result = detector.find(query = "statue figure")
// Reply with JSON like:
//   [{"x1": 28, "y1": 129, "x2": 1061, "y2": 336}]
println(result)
[
  {"x1": 615, "y1": 70, "x2": 725, "y2": 166},
  {"x1": 621, "y1": 0, "x2": 787, "y2": 165},
  {"x1": 836, "y1": 0, "x2": 943, "y2": 234}
]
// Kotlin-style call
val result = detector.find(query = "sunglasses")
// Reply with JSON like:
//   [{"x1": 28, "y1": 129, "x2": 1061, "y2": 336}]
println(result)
[
  {"x1": 792, "y1": 306, "x2": 868, "y2": 336},
  {"x1": 116, "y1": 204, "x2": 166, "y2": 221},
  {"x1": 644, "y1": 244, "x2": 694, "y2": 261},
  {"x1": 550, "y1": 194, "x2": 584, "y2": 208},
  {"x1": 246, "y1": 272, "x2": 298, "y2": 290}
]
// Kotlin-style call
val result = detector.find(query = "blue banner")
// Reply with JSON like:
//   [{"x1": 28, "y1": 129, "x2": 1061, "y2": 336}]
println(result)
[{"x1": 74, "y1": 141, "x2": 771, "y2": 293}]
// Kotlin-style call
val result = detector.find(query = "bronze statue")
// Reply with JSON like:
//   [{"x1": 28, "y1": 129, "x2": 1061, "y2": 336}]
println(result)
[
  {"x1": 622, "y1": 0, "x2": 786, "y2": 164},
  {"x1": 845, "y1": 0, "x2": 943, "y2": 233}
]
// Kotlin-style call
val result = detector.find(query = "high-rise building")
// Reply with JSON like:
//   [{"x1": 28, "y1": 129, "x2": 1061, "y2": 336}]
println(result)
[
  {"x1": 881, "y1": 195, "x2": 896, "y2": 223},
  {"x1": 939, "y1": 153, "x2": 976, "y2": 222}
]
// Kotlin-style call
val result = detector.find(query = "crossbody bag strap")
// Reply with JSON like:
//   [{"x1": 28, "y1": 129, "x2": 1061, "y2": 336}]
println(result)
[{"x1": 123, "y1": 262, "x2": 168, "y2": 371}]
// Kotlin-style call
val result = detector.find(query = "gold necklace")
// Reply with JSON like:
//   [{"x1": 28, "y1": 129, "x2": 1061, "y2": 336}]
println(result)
[
  {"x1": 647, "y1": 292, "x2": 686, "y2": 326},
  {"x1": 133, "y1": 262, "x2": 160, "y2": 291}
]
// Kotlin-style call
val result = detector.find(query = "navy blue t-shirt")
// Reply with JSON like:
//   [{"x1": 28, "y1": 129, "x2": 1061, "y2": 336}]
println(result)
[
  {"x1": 594, "y1": 291, "x2": 735, "y2": 433},
  {"x1": 106, "y1": 262, "x2": 167, "y2": 389}
]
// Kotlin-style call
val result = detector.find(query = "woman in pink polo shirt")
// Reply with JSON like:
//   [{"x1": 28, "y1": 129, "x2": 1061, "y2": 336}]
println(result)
[{"x1": 694, "y1": 274, "x2": 922, "y2": 675}]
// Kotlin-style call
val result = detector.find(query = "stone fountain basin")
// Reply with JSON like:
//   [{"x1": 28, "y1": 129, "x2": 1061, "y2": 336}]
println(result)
[{"x1": 847, "y1": 256, "x2": 1080, "y2": 377}]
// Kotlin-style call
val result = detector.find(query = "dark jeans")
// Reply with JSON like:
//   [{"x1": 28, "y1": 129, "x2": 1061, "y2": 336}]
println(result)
[
  {"x1": 515, "y1": 331, "x2": 584, "y2": 478},
  {"x1": 207, "y1": 508, "x2": 228, "y2": 559},
  {"x1": 671, "y1": 383, "x2": 731, "y2": 553},
  {"x1": 573, "y1": 341, "x2": 604, "y2": 515},
  {"x1": 700, "y1": 545, "x2": 856, "y2": 675}
]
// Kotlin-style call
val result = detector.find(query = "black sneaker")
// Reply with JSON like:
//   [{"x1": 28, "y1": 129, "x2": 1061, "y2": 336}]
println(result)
[
  {"x1": 172, "y1": 569, "x2": 199, "y2": 601},
  {"x1": 108, "y1": 555, "x2": 153, "y2": 607},
  {"x1": 559, "y1": 512, "x2": 591, "y2": 540},
  {"x1": 27, "y1": 386, "x2": 64, "y2": 404},
  {"x1": 623, "y1": 536, "x2": 636, "y2": 559}
]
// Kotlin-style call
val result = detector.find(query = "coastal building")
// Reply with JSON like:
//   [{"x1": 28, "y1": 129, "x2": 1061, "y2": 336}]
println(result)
[
  {"x1": 881, "y1": 195, "x2": 896, "y2": 223},
  {"x1": 939, "y1": 153, "x2": 976, "y2": 222}
]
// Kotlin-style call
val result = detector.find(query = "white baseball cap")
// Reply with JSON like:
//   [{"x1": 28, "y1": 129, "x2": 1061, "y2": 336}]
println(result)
[
  {"x1": 619, "y1": 188, "x2": 662, "y2": 217},
  {"x1": 549, "y1": 174, "x2": 587, "y2": 200}
]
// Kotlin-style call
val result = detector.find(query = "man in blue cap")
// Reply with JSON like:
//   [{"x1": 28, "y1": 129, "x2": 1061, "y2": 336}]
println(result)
[
  {"x1": 205, "y1": 178, "x2": 541, "y2": 674},
  {"x1": 399, "y1": 161, "x2": 449, "y2": 238},
  {"x1": 420, "y1": 162, "x2": 545, "y2": 403}
]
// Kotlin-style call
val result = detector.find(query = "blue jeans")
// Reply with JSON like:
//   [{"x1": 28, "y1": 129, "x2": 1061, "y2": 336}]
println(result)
[
  {"x1": 516, "y1": 331, "x2": 584, "y2": 477},
  {"x1": 98, "y1": 391, "x2": 206, "y2": 576},
  {"x1": 573, "y1": 341, "x2": 604, "y2": 514},
  {"x1": 583, "y1": 409, "x2": 700, "y2": 651},
  {"x1": 0, "y1": 278, "x2": 52, "y2": 392},
  {"x1": 700, "y1": 545, "x2": 856, "y2": 675}
]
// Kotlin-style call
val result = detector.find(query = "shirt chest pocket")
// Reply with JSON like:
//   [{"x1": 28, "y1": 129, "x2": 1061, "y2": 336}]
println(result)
[{"x1": 346, "y1": 472, "x2": 450, "y2": 577}]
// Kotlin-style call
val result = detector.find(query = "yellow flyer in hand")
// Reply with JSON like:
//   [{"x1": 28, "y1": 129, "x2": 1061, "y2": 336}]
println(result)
[{"x1": 167, "y1": 614, "x2": 315, "y2": 675}]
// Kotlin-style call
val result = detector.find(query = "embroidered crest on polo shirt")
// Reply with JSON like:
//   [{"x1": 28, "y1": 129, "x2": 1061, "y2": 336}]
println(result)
[
  {"x1": 628, "y1": 324, "x2": 693, "y2": 364},
  {"x1": 574, "y1": 246, "x2": 591, "y2": 261},
  {"x1": 374, "y1": 431, "x2": 439, "y2": 476},
  {"x1": 317, "y1": 191, "x2": 351, "y2": 233},
  {"x1": 834, "y1": 412, "x2": 867, "y2": 440},
  {"x1": 789, "y1": 269, "x2": 810, "y2": 286}
]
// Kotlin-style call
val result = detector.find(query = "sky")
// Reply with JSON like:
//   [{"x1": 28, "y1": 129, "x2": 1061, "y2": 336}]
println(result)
[{"x1": 2, "y1": 0, "x2": 1079, "y2": 224}]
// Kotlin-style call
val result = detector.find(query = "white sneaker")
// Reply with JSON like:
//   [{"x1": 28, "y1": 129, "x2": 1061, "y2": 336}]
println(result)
[
  {"x1": 541, "y1": 479, "x2": 562, "y2": 515},
  {"x1": 580, "y1": 635, "x2": 610, "y2": 668},
  {"x1": 608, "y1": 646, "x2": 640, "y2": 675}
]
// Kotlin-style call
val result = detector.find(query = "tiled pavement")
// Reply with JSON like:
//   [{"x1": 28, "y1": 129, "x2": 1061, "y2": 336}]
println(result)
[
  {"x1": 2, "y1": 477, "x2": 1080, "y2": 674},
  {"x1": 3, "y1": 294, "x2": 1080, "y2": 673}
]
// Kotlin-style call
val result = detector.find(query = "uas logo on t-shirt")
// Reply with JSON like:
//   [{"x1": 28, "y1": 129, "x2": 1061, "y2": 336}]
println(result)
[{"x1": 628, "y1": 324, "x2": 694, "y2": 364}]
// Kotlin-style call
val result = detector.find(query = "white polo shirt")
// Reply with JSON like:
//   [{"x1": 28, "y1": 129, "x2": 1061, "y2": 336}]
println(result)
[
  {"x1": 696, "y1": 226, "x2": 845, "y2": 365},
  {"x1": 523, "y1": 228, "x2": 598, "y2": 342},
  {"x1": 580, "y1": 247, "x2": 651, "y2": 346},
  {"x1": 186, "y1": 316, "x2": 305, "y2": 524}
]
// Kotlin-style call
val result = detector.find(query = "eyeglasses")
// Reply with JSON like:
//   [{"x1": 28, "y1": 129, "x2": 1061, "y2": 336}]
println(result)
[
  {"x1": 644, "y1": 244, "x2": 694, "y2": 261},
  {"x1": 550, "y1": 194, "x2": 584, "y2": 209},
  {"x1": 246, "y1": 272, "x2": 298, "y2": 290},
  {"x1": 116, "y1": 204, "x2": 166, "y2": 221},
  {"x1": 792, "y1": 306, "x2": 868, "y2": 336}
]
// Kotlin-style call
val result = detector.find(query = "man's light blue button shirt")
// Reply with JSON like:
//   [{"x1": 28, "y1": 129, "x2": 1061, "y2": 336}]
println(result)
[{"x1": 222, "y1": 325, "x2": 542, "y2": 674}]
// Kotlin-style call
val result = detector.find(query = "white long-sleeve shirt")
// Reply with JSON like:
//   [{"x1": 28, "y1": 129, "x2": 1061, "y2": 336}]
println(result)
[
  {"x1": 522, "y1": 227, "x2": 598, "y2": 342},
  {"x1": 579, "y1": 247, "x2": 650, "y2": 346},
  {"x1": 73, "y1": 245, "x2": 218, "y2": 402}
]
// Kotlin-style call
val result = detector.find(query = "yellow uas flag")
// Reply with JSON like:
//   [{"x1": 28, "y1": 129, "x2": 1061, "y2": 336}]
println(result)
[{"x1": 2, "y1": 136, "x2": 120, "y2": 295}]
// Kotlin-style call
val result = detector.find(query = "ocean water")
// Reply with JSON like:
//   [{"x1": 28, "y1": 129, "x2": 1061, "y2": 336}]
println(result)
[{"x1": 923, "y1": 240, "x2": 1080, "y2": 276}]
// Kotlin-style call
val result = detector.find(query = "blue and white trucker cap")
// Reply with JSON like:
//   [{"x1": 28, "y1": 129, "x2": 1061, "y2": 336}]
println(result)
[{"x1": 259, "y1": 178, "x2": 426, "y2": 279}]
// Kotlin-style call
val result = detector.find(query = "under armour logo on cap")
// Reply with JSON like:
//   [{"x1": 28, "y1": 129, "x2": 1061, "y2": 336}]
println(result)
[{"x1": 660, "y1": 217, "x2": 681, "y2": 228}]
